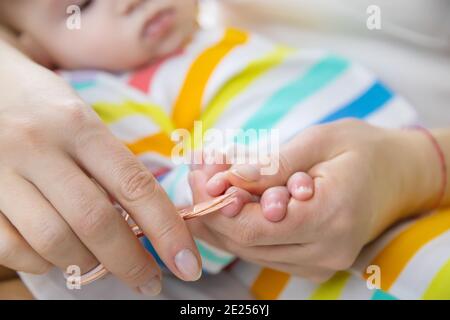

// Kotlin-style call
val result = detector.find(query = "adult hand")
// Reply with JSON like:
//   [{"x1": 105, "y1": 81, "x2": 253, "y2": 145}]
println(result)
[
  {"x1": 188, "y1": 119, "x2": 442, "y2": 282},
  {"x1": 0, "y1": 41, "x2": 201, "y2": 295}
]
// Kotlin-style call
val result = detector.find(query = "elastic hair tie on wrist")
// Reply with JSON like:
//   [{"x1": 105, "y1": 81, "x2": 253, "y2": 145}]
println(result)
[{"x1": 407, "y1": 125, "x2": 447, "y2": 210}]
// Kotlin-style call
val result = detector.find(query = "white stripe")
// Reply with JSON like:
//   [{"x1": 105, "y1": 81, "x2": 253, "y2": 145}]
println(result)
[
  {"x1": 340, "y1": 275, "x2": 375, "y2": 300},
  {"x1": 137, "y1": 152, "x2": 175, "y2": 170},
  {"x1": 211, "y1": 53, "x2": 327, "y2": 132},
  {"x1": 108, "y1": 116, "x2": 159, "y2": 142},
  {"x1": 367, "y1": 96, "x2": 418, "y2": 128},
  {"x1": 201, "y1": 33, "x2": 275, "y2": 108},
  {"x1": 278, "y1": 277, "x2": 317, "y2": 300},
  {"x1": 274, "y1": 64, "x2": 376, "y2": 143},
  {"x1": 389, "y1": 230, "x2": 450, "y2": 299},
  {"x1": 150, "y1": 29, "x2": 226, "y2": 112},
  {"x1": 229, "y1": 261, "x2": 262, "y2": 290}
]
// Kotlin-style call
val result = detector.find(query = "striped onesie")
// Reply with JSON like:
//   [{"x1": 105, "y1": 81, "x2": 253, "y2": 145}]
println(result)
[{"x1": 59, "y1": 28, "x2": 450, "y2": 299}]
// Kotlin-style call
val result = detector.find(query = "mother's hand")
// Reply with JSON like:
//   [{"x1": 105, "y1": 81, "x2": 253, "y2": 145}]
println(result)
[
  {"x1": 188, "y1": 120, "x2": 441, "y2": 282},
  {"x1": 0, "y1": 41, "x2": 201, "y2": 295}
]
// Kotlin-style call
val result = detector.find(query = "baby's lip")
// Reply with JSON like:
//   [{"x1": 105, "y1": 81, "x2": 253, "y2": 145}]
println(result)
[{"x1": 142, "y1": 8, "x2": 176, "y2": 41}]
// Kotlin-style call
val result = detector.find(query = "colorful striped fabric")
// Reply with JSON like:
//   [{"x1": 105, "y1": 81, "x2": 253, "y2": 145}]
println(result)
[{"x1": 61, "y1": 28, "x2": 449, "y2": 299}]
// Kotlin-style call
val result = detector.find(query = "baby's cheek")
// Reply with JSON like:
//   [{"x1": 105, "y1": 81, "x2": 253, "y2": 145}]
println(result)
[{"x1": 260, "y1": 187, "x2": 291, "y2": 222}]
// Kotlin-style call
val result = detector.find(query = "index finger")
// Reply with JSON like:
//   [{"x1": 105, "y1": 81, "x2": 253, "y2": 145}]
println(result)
[{"x1": 71, "y1": 125, "x2": 202, "y2": 282}]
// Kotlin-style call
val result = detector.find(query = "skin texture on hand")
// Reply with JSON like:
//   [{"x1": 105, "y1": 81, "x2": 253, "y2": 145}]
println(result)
[
  {"x1": 188, "y1": 119, "x2": 445, "y2": 282},
  {"x1": 0, "y1": 40, "x2": 202, "y2": 296}
]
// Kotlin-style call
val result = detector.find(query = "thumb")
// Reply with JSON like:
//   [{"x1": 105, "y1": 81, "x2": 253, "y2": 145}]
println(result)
[{"x1": 226, "y1": 127, "x2": 332, "y2": 194}]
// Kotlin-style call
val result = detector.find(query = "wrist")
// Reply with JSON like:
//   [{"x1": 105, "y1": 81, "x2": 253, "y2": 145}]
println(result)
[
  {"x1": 393, "y1": 128, "x2": 444, "y2": 217},
  {"x1": 431, "y1": 129, "x2": 450, "y2": 207}
]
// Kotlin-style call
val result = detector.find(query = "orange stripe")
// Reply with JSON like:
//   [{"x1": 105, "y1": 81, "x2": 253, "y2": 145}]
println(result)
[
  {"x1": 363, "y1": 209, "x2": 450, "y2": 291},
  {"x1": 251, "y1": 268, "x2": 290, "y2": 299},
  {"x1": 171, "y1": 28, "x2": 249, "y2": 130},
  {"x1": 126, "y1": 131, "x2": 174, "y2": 157}
]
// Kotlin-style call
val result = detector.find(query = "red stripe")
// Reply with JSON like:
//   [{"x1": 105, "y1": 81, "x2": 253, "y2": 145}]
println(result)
[{"x1": 128, "y1": 49, "x2": 184, "y2": 94}]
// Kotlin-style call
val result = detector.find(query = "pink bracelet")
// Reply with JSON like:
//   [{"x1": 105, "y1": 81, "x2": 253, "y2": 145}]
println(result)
[{"x1": 409, "y1": 125, "x2": 447, "y2": 209}]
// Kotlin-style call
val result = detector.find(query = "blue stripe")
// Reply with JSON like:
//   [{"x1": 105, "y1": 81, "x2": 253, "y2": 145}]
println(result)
[
  {"x1": 142, "y1": 237, "x2": 166, "y2": 269},
  {"x1": 241, "y1": 56, "x2": 350, "y2": 132},
  {"x1": 317, "y1": 82, "x2": 393, "y2": 124},
  {"x1": 371, "y1": 289, "x2": 397, "y2": 300}
]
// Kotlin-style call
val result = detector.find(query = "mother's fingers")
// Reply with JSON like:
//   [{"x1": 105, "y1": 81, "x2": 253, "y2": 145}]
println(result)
[
  {"x1": 199, "y1": 226, "x2": 320, "y2": 265},
  {"x1": 201, "y1": 198, "x2": 316, "y2": 247},
  {"x1": 70, "y1": 127, "x2": 201, "y2": 281},
  {"x1": 22, "y1": 153, "x2": 162, "y2": 292},
  {"x1": 224, "y1": 124, "x2": 338, "y2": 194},
  {"x1": 0, "y1": 171, "x2": 97, "y2": 272},
  {"x1": 0, "y1": 212, "x2": 51, "y2": 274}
]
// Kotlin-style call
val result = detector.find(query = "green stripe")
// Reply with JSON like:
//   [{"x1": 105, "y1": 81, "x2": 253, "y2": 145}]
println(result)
[
  {"x1": 242, "y1": 56, "x2": 349, "y2": 131},
  {"x1": 196, "y1": 240, "x2": 235, "y2": 266},
  {"x1": 201, "y1": 46, "x2": 293, "y2": 131}
]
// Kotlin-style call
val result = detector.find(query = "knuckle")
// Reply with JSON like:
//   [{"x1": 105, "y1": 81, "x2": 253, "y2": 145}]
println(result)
[
  {"x1": 29, "y1": 262, "x2": 53, "y2": 275},
  {"x1": 123, "y1": 262, "x2": 151, "y2": 284},
  {"x1": 60, "y1": 100, "x2": 91, "y2": 127},
  {"x1": 76, "y1": 201, "x2": 113, "y2": 239},
  {"x1": 235, "y1": 224, "x2": 259, "y2": 247},
  {"x1": 278, "y1": 152, "x2": 295, "y2": 178},
  {"x1": 33, "y1": 221, "x2": 70, "y2": 256},
  {"x1": 118, "y1": 166, "x2": 157, "y2": 203},
  {"x1": 153, "y1": 219, "x2": 181, "y2": 243}
]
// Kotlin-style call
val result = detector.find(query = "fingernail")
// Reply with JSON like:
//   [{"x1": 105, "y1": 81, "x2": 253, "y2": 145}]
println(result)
[
  {"x1": 229, "y1": 165, "x2": 260, "y2": 182},
  {"x1": 138, "y1": 275, "x2": 162, "y2": 296},
  {"x1": 175, "y1": 249, "x2": 202, "y2": 281},
  {"x1": 264, "y1": 201, "x2": 284, "y2": 210},
  {"x1": 296, "y1": 186, "x2": 313, "y2": 195}
]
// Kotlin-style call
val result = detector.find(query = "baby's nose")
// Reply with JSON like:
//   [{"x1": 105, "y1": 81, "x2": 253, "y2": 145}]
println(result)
[{"x1": 116, "y1": 0, "x2": 144, "y2": 15}]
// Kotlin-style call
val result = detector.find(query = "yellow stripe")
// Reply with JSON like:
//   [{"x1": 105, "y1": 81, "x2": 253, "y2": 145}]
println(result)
[
  {"x1": 126, "y1": 131, "x2": 174, "y2": 157},
  {"x1": 251, "y1": 268, "x2": 290, "y2": 300},
  {"x1": 172, "y1": 28, "x2": 249, "y2": 130},
  {"x1": 93, "y1": 101, "x2": 174, "y2": 135},
  {"x1": 201, "y1": 46, "x2": 293, "y2": 131},
  {"x1": 363, "y1": 208, "x2": 450, "y2": 291},
  {"x1": 309, "y1": 271, "x2": 351, "y2": 300},
  {"x1": 422, "y1": 259, "x2": 450, "y2": 300}
]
